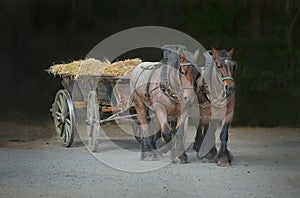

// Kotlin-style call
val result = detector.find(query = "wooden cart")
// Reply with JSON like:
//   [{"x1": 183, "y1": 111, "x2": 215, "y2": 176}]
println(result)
[{"x1": 50, "y1": 74, "x2": 139, "y2": 152}]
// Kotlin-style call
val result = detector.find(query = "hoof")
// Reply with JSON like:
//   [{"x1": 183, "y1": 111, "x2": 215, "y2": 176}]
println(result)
[
  {"x1": 192, "y1": 142, "x2": 201, "y2": 152},
  {"x1": 172, "y1": 158, "x2": 189, "y2": 164},
  {"x1": 217, "y1": 159, "x2": 231, "y2": 166},
  {"x1": 196, "y1": 146, "x2": 217, "y2": 163},
  {"x1": 200, "y1": 156, "x2": 215, "y2": 163},
  {"x1": 141, "y1": 152, "x2": 157, "y2": 161},
  {"x1": 172, "y1": 152, "x2": 188, "y2": 164},
  {"x1": 144, "y1": 155, "x2": 157, "y2": 161},
  {"x1": 156, "y1": 138, "x2": 172, "y2": 154},
  {"x1": 216, "y1": 150, "x2": 233, "y2": 166}
]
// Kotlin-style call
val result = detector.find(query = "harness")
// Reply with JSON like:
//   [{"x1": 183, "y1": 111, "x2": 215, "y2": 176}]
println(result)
[
  {"x1": 135, "y1": 63, "x2": 193, "y2": 103},
  {"x1": 136, "y1": 63, "x2": 162, "y2": 99},
  {"x1": 134, "y1": 47, "x2": 197, "y2": 104},
  {"x1": 145, "y1": 64, "x2": 161, "y2": 98},
  {"x1": 160, "y1": 64, "x2": 180, "y2": 103},
  {"x1": 201, "y1": 50, "x2": 236, "y2": 108},
  {"x1": 135, "y1": 63, "x2": 178, "y2": 102}
]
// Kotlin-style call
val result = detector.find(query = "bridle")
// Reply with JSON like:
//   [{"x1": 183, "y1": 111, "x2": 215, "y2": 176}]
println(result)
[
  {"x1": 202, "y1": 56, "x2": 236, "y2": 107},
  {"x1": 213, "y1": 57, "x2": 236, "y2": 84},
  {"x1": 178, "y1": 62, "x2": 197, "y2": 90}
]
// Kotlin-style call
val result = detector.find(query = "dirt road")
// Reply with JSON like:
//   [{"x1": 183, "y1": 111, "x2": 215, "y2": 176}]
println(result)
[{"x1": 0, "y1": 122, "x2": 299, "y2": 198}]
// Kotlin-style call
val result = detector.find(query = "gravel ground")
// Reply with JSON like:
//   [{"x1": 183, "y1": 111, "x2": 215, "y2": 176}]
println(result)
[{"x1": 0, "y1": 122, "x2": 299, "y2": 198}]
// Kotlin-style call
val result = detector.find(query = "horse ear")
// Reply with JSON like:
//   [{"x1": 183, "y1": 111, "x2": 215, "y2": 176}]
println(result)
[
  {"x1": 228, "y1": 48, "x2": 234, "y2": 57},
  {"x1": 180, "y1": 53, "x2": 186, "y2": 62},
  {"x1": 193, "y1": 50, "x2": 200, "y2": 61},
  {"x1": 212, "y1": 48, "x2": 219, "y2": 58}
]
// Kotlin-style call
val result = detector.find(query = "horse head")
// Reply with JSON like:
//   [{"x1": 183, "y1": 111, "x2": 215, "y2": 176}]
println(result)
[
  {"x1": 177, "y1": 51, "x2": 199, "y2": 104},
  {"x1": 212, "y1": 48, "x2": 237, "y2": 97}
]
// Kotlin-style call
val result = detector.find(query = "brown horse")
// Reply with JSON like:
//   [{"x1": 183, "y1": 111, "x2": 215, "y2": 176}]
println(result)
[
  {"x1": 193, "y1": 48, "x2": 237, "y2": 166},
  {"x1": 130, "y1": 50, "x2": 198, "y2": 162}
]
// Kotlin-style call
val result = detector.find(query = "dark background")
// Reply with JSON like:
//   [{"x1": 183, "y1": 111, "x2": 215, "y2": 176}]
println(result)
[{"x1": 0, "y1": 0, "x2": 299, "y2": 127}]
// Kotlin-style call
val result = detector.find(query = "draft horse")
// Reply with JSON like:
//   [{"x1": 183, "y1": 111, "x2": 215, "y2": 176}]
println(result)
[
  {"x1": 193, "y1": 48, "x2": 237, "y2": 166},
  {"x1": 130, "y1": 50, "x2": 198, "y2": 163}
]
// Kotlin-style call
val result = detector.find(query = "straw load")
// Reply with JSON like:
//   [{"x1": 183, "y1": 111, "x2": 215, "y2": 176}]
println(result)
[
  {"x1": 103, "y1": 58, "x2": 142, "y2": 76},
  {"x1": 47, "y1": 58, "x2": 142, "y2": 79}
]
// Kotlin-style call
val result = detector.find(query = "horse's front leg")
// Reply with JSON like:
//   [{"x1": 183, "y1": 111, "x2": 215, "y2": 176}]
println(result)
[
  {"x1": 194, "y1": 119, "x2": 219, "y2": 162},
  {"x1": 193, "y1": 120, "x2": 205, "y2": 152},
  {"x1": 194, "y1": 122, "x2": 217, "y2": 162},
  {"x1": 170, "y1": 114, "x2": 189, "y2": 164},
  {"x1": 215, "y1": 123, "x2": 233, "y2": 166},
  {"x1": 171, "y1": 124, "x2": 188, "y2": 164}
]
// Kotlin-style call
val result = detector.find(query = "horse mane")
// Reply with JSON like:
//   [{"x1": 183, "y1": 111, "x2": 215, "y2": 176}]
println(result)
[
  {"x1": 164, "y1": 50, "x2": 199, "y2": 86},
  {"x1": 166, "y1": 50, "x2": 180, "y2": 69},
  {"x1": 216, "y1": 49, "x2": 231, "y2": 60}
]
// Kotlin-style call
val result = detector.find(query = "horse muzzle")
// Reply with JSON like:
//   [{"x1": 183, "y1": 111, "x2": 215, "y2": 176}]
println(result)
[
  {"x1": 225, "y1": 84, "x2": 236, "y2": 96},
  {"x1": 182, "y1": 89, "x2": 196, "y2": 104}
]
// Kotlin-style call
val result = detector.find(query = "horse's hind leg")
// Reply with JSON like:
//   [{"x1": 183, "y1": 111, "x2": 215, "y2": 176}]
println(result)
[
  {"x1": 152, "y1": 104, "x2": 172, "y2": 153},
  {"x1": 133, "y1": 95, "x2": 157, "y2": 160},
  {"x1": 215, "y1": 123, "x2": 233, "y2": 166}
]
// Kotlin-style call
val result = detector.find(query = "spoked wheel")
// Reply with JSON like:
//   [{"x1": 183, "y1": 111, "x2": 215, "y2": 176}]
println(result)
[
  {"x1": 53, "y1": 89, "x2": 75, "y2": 147},
  {"x1": 86, "y1": 91, "x2": 100, "y2": 152}
]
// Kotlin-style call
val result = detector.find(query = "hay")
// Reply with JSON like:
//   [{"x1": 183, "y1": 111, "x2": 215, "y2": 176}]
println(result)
[
  {"x1": 47, "y1": 58, "x2": 141, "y2": 79},
  {"x1": 47, "y1": 58, "x2": 110, "y2": 80},
  {"x1": 103, "y1": 58, "x2": 142, "y2": 76},
  {"x1": 78, "y1": 58, "x2": 110, "y2": 76}
]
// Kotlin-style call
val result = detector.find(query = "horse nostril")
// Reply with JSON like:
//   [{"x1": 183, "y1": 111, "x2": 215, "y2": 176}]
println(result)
[
  {"x1": 225, "y1": 85, "x2": 230, "y2": 92},
  {"x1": 226, "y1": 84, "x2": 236, "y2": 92},
  {"x1": 183, "y1": 96, "x2": 189, "y2": 103}
]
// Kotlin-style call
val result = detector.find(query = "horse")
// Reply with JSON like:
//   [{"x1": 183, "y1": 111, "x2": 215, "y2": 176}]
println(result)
[
  {"x1": 193, "y1": 48, "x2": 237, "y2": 166},
  {"x1": 130, "y1": 50, "x2": 198, "y2": 163}
]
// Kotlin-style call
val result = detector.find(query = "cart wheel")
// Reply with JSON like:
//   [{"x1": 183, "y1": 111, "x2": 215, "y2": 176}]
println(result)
[
  {"x1": 87, "y1": 91, "x2": 100, "y2": 152},
  {"x1": 53, "y1": 89, "x2": 75, "y2": 147}
]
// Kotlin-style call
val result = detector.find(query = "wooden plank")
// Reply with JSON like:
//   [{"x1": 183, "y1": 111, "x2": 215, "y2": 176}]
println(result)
[
  {"x1": 73, "y1": 101, "x2": 87, "y2": 109},
  {"x1": 101, "y1": 106, "x2": 119, "y2": 112}
]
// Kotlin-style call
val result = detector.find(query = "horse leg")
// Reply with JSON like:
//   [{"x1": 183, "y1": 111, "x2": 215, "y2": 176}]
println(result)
[
  {"x1": 195, "y1": 119, "x2": 218, "y2": 162},
  {"x1": 200, "y1": 124, "x2": 217, "y2": 162},
  {"x1": 134, "y1": 97, "x2": 156, "y2": 161},
  {"x1": 193, "y1": 120, "x2": 204, "y2": 152},
  {"x1": 171, "y1": 123, "x2": 188, "y2": 164},
  {"x1": 215, "y1": 123, "x2": 233, "y2": 166},
  {"x1": 152, "y1": 104, "x2": 172, "y2": 154},
  {"x1": 140, "y1": 122, "x2": 157, "y2": 160}
]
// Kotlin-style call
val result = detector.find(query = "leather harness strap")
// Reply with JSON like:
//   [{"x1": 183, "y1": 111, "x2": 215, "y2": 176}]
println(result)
[{"x1": 145, "y1": 68, "x2": 157, "y2": 97}]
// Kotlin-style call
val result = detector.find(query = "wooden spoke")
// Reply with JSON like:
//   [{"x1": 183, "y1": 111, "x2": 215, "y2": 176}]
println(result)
[
  {"x1": 53, "y1": 89, "x2": 75, "y2": 147},
  {"x1": 86, "y1": 91, "x2": 100, "y2": 152}
]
